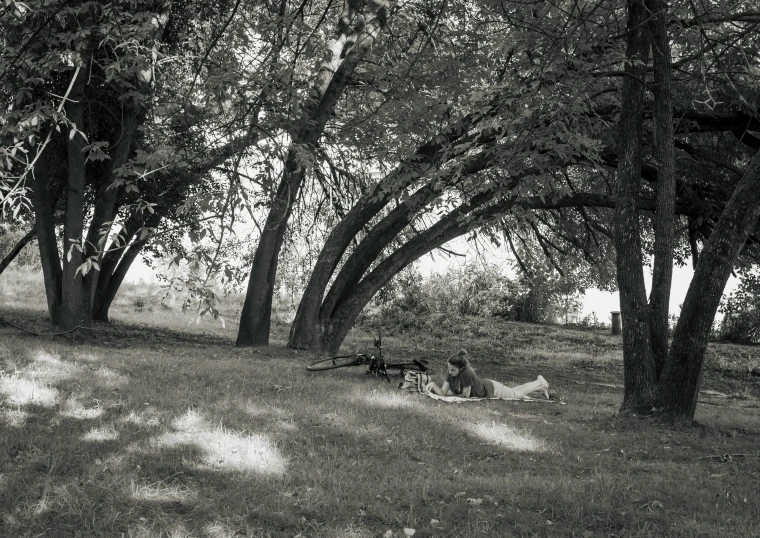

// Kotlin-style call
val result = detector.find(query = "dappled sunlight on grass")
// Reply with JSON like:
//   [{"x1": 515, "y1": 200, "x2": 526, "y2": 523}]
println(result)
[
  {"x1": 60, "y1": 395, "x2": 105, "y2": 419},
  {"x1": 72, "y1": 350, "x2": 103, "y2": 363},
  {"x1": 150, "y1": 409, "x2": 287, "y2": 475},
  {"x1": 82, "y1": 424, "x2": 119, "y2": 442},
  {"x1": 466, "y1": 421, "x2": 546, "y2": 452},
  {"x1": 205, "y1": 521, "x2": 243, "y2": 538},
  {"x1": 94, "y1": 365, "x2": 129, "y2": 388},
  {"x1": 354, "y1": 387, "x2": 417, "y2": 409},
  {"x1": 234, "y1": 397, "x2": 292, "y2": 419},
  {"x1": 130, "y1": 479, "x2": 197, "y2": 503},
  {"x1": 121, "y1": 409, "x2": 162, "y2": 427},
  {"x1": 0, "y1": 373, "x2": 59, "y2": 406},
  {"x1": 0, "y1": 407, "x2": 28, "y2": 426},
  {"x1": 128, "y1": 521, "x2": 193, "y2": 538},
  {"x1": 26, "y1": 349, "x2": 84, "y2": 383}
]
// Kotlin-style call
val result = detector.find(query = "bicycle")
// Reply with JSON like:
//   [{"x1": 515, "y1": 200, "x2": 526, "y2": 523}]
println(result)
[{"x1": 305, "y1": 330, "x2": 429, "y2": 383}]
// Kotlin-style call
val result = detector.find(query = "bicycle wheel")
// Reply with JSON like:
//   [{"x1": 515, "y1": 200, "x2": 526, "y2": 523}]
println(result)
[{"x1": 306, "y1": 354, "x2": 366, "y2": 371}]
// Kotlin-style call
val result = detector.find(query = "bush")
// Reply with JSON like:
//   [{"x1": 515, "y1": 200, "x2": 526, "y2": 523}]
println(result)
[
  {"x1": 362, "y1": 263, "x2": 581, "y2": 333},
  {"x1": 718, "y1": 273, "x2": 760, "y2": 344}
]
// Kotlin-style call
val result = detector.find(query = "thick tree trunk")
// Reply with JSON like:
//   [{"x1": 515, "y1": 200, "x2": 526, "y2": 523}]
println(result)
[
  {"x1": 288, "y1": 114, "x2": 483, "y2": 349},
  {"x1": 615, "y1": 0, "x2": 656, "y2": 413},
  {"x1": 654, "y1": 149, "x2": 760, "y2": 423},
  {"x1": 59, "y1": 73, "x2": 90, "y2": 331},
  {"x1": 30, "y1": 145, "x2": 63, "y2": 326},
  {"x1": 84, "y1": 110, "x2": 139, "y2": 310},
  {"x1": 236, "y1": 161, "x2": 297, "y2": 345},
  {"x1": 0, "y1": 226, "x2": 37, "y2": 276},
  {"x1": 237, "y1": 1, "x2": 390, "y2": 346},
  {"x1": 645, "y1": 0, "x2": 677, "y2": 379}
]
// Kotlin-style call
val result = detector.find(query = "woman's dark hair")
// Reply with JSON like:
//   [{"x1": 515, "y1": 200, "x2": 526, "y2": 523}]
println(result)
[{"x1": 447, "y1": 349, "x2": 469, "y2": 369}]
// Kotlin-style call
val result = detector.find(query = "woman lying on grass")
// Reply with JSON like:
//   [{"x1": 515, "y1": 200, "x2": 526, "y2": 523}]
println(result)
[{"x1": 425, "y1": 349, "x2": 550, "y2": 399}]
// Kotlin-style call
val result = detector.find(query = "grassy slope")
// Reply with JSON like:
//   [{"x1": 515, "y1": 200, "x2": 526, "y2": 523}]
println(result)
[{"x1": 1, "y1": 272, "x2": 760, "y2": 537}]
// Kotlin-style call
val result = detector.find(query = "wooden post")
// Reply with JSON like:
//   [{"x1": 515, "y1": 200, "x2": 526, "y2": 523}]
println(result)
[{"x1": 611, "y1": 311, "x2": 622, "y2": 335}]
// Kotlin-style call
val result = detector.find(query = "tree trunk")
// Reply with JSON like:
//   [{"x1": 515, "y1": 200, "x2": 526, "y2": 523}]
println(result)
[
  {"x1": 615, "y1": 0, "x2": 656, "y2": 413},
  {"x1": 92, "y1": 231, "x2": 152, "y2": 322},
  {"x1": 59, "y1": 72, "x2": 90, "y2": 331},
  {"x1": 84, "y1": 110, "x2": 139, "y2": 310},
  {"x1": 237, "y1": 1, "x2": 391, "y2": 346},
  {"x1": 30, "y1": 144, "x2": 63, "y2": 326},
  {"x1": 645, "y1": 0, "x2": 677, "y2": 378},
  {"x1": 92, "y1": 211, "x2": 160, "y2": 322},
  {"x1": 0, "y1": 225, "x2": 37, "y2": 276},
  {"x1": 321, "y1": 190, "x2": 498, "y2": 352},
  {"x1": 653, "y1": 148, "x2": 760, "y2": 423},
  {"x1": 288, "y1": 114, "x2": 482, "y2": 349}
]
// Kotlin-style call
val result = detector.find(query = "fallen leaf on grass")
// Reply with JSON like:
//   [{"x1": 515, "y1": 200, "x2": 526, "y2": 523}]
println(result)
[
  {"x1": 403, "y1": 529, "x2": 416, "y2": 536},
  {"x1": 430, "y1": 519, "x2": 440, "y2": 526},
  {"x1": 383, "y1": 531, "x2": 393, "y2": 538},
  {"x1": 466, "y1": 498, "x2": 483, "y2": 505}
]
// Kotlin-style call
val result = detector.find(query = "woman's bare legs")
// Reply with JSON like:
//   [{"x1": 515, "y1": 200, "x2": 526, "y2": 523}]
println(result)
[{"x1": 491, "y1": 376, "x2": 549, "y2": 399}]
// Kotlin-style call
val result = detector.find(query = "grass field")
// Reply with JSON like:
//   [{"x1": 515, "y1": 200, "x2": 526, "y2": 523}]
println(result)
[{"x1": 1, "y1": 270, "x2": 760, "y2": 537}]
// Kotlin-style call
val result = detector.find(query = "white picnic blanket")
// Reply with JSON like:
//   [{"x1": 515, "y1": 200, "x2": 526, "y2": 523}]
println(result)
[{"x1": 425, "y1": 391, "x2": 566, "y2": 404}]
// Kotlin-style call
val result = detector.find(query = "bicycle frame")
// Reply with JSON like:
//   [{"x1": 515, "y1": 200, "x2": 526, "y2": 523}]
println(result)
[{"x1": 305, "y1": 328, "x2": 428, "y2": 381}]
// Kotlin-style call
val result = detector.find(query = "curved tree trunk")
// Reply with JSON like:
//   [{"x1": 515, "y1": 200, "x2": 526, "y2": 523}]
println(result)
[
  {"x1": 92, "y1": 233, "x2": 151, "y2": 322},
  {"x1": 322, "y1": 190, "x2": 499, "y2": 352},
  {"x1": 0, "y1": 226, "x2": 37, "y2": 277},
  {"x1": 653, "y1": 148, "x2": 760, "y2": 423},
  {"x1": 92, "y1": 212, "x2": 160, "y2": 322},
  {"x1": 645, "y1": 0, "x2": 677, "y2": 378},
  {"x1": 614, "y1": 0, "x2": 656, "y2": 413},
  {"x1": 237, "y1": 0, "x2": 391, "y2": 346},
  {"x1": 316, "y1": 150, "x2": 500, "y2": 346},
  {"x1": 288, "y1": 114, "x2": 486, "y2": 349}
]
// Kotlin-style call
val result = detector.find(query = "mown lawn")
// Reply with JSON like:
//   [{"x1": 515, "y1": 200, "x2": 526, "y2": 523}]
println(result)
[{"x1": 1, "y1": 291, "x2": 760, "y2": 537}]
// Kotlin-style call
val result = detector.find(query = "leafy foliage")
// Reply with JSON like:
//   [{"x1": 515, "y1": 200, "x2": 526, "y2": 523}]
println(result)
[{"x1": 719, "y1": 271, "x2": 760, "y2": 344}]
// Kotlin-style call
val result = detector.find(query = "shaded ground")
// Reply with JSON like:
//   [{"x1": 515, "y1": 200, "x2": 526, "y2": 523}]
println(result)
[{"x1": 1, "y1": 308, "x2": 759, "y2": 538}]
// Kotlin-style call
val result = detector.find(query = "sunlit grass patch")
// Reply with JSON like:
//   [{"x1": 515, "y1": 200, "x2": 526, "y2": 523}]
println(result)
[
  {"x1": 94, "y1": 365, "x2": 129, "y2": 388},
  {"x1": 25, "y1": 349, "x2": 84, "y2": 384},
  {"x1": 0, "y1": 407, "x2": 28, "y2": 426},
  {"x1": 234, "y1": 398, "x2": 292, "y2": 419},
  {"x1": 82, "y1": 424, "x2": 119, "y2": 442},
  {"x1": 466, "y1": 421, "x2": 546, "y2": 452},
  {"x1": 130, "y1": 479, "x2": 197, "y2": 503},
  {"x1": 204, "y1": 521, "x2": 243, "y2": 538},
  {"x1": 121, "y1": 410, "x2": 162, "y2": 427},
  {"x1": 128, "y1": 521, "x2": 194, "y2": 538},
  {"x1": 72, "y1": 350, "x2": 103, "y2": 363},
  {"x1": 0, "y1": 373, "x2": 59, "y2": 406},
  {"x1": 355, "y1": 387, "x2": 417, "y2": 409},
  {"x1": 60, "y1": 395, "x2": 105, "y2": 419},
  {"x1": 151, "y1": 409, "x2": 287, "y2": 475}
]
